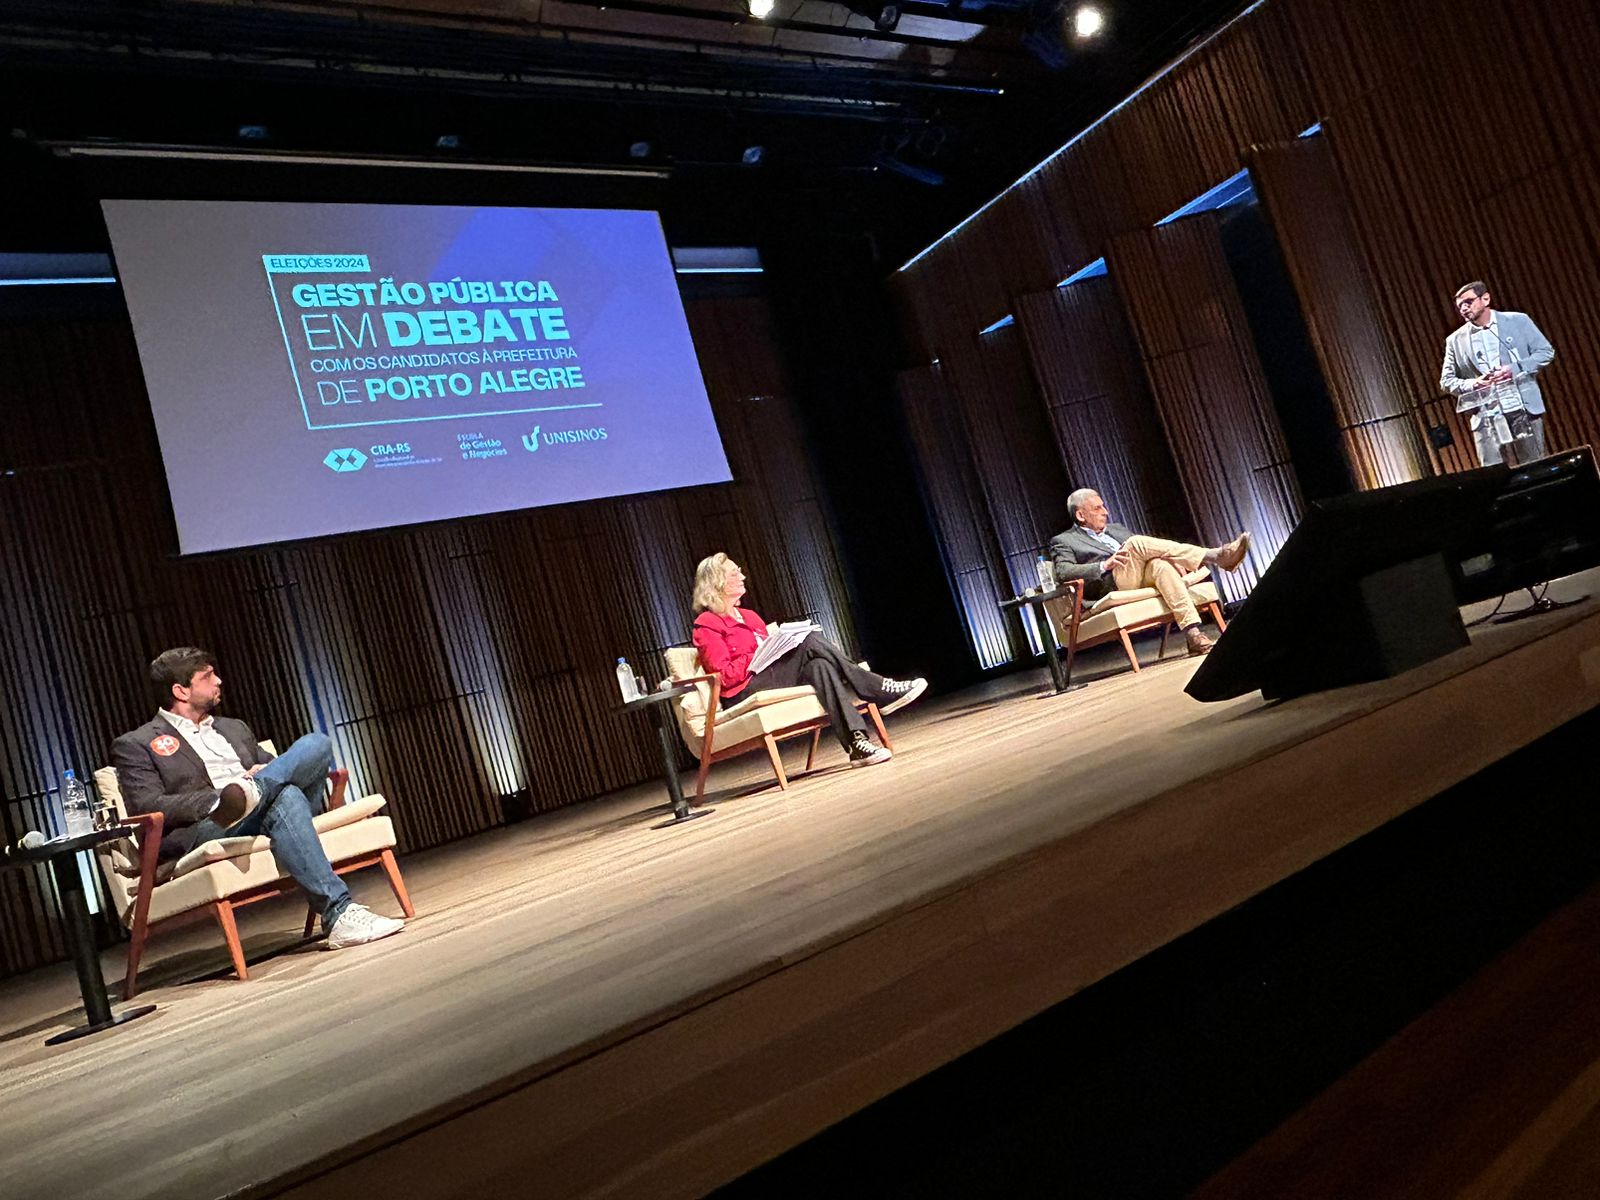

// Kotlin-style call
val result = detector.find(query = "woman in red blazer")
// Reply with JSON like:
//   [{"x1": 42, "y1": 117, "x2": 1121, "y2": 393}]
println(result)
[{"x1": 690, "y1": 552, "x2": 926, "y2": 767}]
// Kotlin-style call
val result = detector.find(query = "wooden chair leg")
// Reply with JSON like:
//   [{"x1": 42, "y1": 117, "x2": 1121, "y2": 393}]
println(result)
[
  {"x1": 694, "y1": 754, "x2": 713, "y2": 801},
  {"x1": 123, "y1": 917, "x2": 151, "y2": 1001},
  {"x1": 1210, "y1": 601, "x2": 1228, "y2": 633},
  {"x1": 1158, "y1": 621, "x2": 1172, "y2": 661},
  {"x1": 865, "y1": 703, "x2": 893, "y2": 751},
  {"x1": 303, "y1": 906, "x2": 317, "y2": 939},
  {"x1": 763, "y1": 735, "x2": 790, "y2": 791},
  {"x1": 380, "y1": 848, "x2": 416, "y2": 919},
  {"x1": 213, "y1": 900, "x2": 249, "y2": 981},
  {"x1": 805, "y1": 727, "x2": 821, "y2": 771},
  {"x1": 1119, "y1": 628, "x2": 1141, "y2": 673}
]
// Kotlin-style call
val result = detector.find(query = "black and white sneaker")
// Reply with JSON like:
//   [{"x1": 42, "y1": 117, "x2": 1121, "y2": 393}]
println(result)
[
  {"x1": 878, "y1": 677, "x2": 928, "y2": 716},
  {"x1": 848, "y1": 730, "x2": 893, "y2": 768}
]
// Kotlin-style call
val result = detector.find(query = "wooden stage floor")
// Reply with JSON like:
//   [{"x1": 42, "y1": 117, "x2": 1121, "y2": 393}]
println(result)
[{"x1": 4, "y1": 573, "x2": 1600, "y2": 1199}]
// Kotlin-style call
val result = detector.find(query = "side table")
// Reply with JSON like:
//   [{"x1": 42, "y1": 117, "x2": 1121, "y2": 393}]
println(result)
[
  {"x1": 619, "y1": 685, "x2": 715, "y2": 828},
  {"x1": 3, "y1": 827, "x2": 158, "y2": 1045},
  {"x1": 998, "y1": 585, "x2": 1088, "y2": 694}
]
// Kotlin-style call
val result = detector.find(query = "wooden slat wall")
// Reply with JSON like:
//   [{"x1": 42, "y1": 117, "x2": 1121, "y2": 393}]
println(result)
[
  {"x1": 894, "y1": 1, "x2": 1319, "y2": 354},
  {"x1": 1313, "y1": 0, "x2": 1600, "y2": 472},
  {"x1": 1247, "y1": 136, "x2": 1432, "y2": 488},
  {"x1": 0, "y1": 292, "x2": 853, "y2": 978},
  {"x1": 895, "y1": 364, "x2": 1017, "y2": 669},
  {"x1": 893, "y1": 0, "x2": 1600, "y2": 652},
  {"x1": 938, "y1": 326, "x2": 1072, "y2": 597},
  {"x1": 1107, "y1": 216, "x2": 1302, "y2": 599},
  {"x1": 894, "y1": 0, "x2": 1600, "y2": 458},
  {"x1": 1014, "y1": 278, "x2": 1195, "y2": 542}
]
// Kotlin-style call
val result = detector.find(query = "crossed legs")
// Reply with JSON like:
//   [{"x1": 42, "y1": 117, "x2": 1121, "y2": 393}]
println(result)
[
  {"x1": 221, "y1": 733, "x2": 353, "y2": 932},
  {"x1": 738, "y1": 633, "x2": 887, "y2": 752},
  {"x1": 1109, "y1": 536, "x2": 1211, "y2": 629}
]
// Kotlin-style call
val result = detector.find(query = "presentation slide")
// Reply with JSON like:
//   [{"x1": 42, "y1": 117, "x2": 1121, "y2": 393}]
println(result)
[{"x1": 102, "y1": 200, "x2": 731, "y2": 554}]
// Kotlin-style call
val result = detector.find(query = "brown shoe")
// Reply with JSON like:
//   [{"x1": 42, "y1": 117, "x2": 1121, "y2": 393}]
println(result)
[
  {"x1": 1214, "y1": 531, "x2": 1251, "y2": 572},
  {"x1": 1185, "y1": 627, "x2": 1214, "y2": 656}
]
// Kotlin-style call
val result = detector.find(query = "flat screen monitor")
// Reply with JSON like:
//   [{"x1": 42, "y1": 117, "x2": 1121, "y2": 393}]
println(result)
[
  {"x1": 1185, "y1": 447, "x2": 1600, "y2": 702},
  {"x1": 101, "y1": 200, "x2": 732, "y2": 554}
]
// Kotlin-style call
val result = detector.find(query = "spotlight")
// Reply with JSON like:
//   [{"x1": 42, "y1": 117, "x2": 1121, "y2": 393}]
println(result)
[
  {"x1": 629, "y1": 141, "x2": 653, "y2": 159},
  {"x1": 1072, "y1": 5, "x2": 1105, "y2": 39},
  {"x1": 747, "y1": 0, "x2": 775, "y2": 17},
  {"x1": 741, "y1": 145, "x2": 765, "y2": 166}
]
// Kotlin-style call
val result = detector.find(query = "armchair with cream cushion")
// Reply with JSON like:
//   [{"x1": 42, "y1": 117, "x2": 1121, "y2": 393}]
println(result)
[
  {"x1": 1042, "y1": 567, "x2": 1227, "y2": 677},
  {"x1": 662, "y1": 646, "x2": 893, "y2": 800},
  {"x1": 92, "y1": 741, "x2": 414, "y2": 998}
]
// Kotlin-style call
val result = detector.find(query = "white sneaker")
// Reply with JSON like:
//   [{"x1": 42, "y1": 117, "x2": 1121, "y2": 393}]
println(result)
[
  {"x1": 326, "y1": 902, "x2": 405, "y2": 950},
  {"x1": 879, "y1": 677, "x2": 928, "y2": 716}
]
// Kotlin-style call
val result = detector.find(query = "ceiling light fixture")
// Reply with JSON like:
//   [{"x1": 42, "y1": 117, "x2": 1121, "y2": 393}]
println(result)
[
  {"x1": 1073, "y1": 5, "x2": 1105, "y2": 40},
  {"x1": 747, "y1": 0, "x2": 775, "y2": 17}
]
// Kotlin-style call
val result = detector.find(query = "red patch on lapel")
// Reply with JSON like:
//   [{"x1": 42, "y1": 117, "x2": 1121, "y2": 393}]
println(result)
[{"x1": 150, "y1": 734, "x2": 182, "y2": 757}]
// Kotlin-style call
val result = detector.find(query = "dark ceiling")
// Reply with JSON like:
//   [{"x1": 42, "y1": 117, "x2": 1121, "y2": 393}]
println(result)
[{"x1": 0, "y1": 0, "x2": 1252, "y2": 266}]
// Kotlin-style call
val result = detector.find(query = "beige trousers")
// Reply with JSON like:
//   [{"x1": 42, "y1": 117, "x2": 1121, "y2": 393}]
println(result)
[{"x1": 1108, "y1": 535, "x2": 1209, "y2": 629}]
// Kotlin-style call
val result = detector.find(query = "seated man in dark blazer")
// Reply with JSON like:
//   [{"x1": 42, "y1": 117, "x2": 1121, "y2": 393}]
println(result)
[
  {"x1": 1048, "y1": 489, "x2": 1250, "y2": 656},
  {"x1": 111, "y1": 646, "x2": 403, "y2": 949}
]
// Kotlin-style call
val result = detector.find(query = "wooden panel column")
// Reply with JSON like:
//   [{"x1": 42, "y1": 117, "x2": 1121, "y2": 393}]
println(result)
[
  {"x1": 1248, "y1": 136, "x2": 1432, "y2": 489},
  {"x1": 1108, "y1": 215, "x2": 1303, "y2": 600},
  {"x1": 896, "y1": 364, "x2": 1018, "y2": 670},
  {"x1": 1015, "y1": 278, "x2": 1195, "y2": 541},
  {"x1": 937, "y1": 326, "x2": 1072, "y2": 597}
]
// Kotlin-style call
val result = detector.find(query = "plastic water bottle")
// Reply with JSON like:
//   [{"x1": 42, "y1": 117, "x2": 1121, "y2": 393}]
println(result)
[
  {"x1": 1036, "y1": 555, "x2": 1056, "y2": 592},
  {"x1": 616, "y1": 657, "x2": 641, "y2": 702},
  {"x1": 62, "y1": 770, "x2": 94, "y2": 837}
]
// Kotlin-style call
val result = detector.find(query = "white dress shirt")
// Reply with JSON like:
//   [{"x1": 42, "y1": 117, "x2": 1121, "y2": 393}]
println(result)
[
  {"x1": 159, "y1": 709, "x2": 260, "y2": 817},
  {"x1": 1468, "y1": 316, "x2": 1503, "y2": 374},
  {"x1": 1083, "y1": 524, "x2": 1123, "y2": 574}
]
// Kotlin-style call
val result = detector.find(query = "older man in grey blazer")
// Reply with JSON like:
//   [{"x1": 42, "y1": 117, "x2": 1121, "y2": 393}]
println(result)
[
  {"x1": 1049, "y1": 490, "x2": 1249, "y2": 656},
  {"x1": 1439, "y1": 281, "x2": 1556, "y2": 466}
]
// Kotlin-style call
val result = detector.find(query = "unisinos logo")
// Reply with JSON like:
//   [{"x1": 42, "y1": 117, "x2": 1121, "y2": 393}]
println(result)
[
  {"x1": 523, "y1": 425, "x2": 608, "y2": 452},
  {"x1": 323, "y1": 448, "x2": 368, "y2": 473}
]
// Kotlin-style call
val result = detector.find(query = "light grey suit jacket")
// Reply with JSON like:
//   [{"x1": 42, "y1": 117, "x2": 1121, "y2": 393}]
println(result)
[{"x1": 1439, "y1": 309, "x2": 1555, "y2": 425}]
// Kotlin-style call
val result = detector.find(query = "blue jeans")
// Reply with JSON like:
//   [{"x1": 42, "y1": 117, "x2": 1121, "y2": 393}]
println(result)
[{"x1": 221, "y1": 733, "x2": 352, "y2": 932}]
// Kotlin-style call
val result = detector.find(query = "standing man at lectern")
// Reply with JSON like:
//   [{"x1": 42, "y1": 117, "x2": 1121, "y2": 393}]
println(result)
[
  {"x1": 1049, "y1": 490, "x2": 1250, "y2": 657},
  {"x1": 1439, "y1": 281, "x2": 1556, "y2": 466}
]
